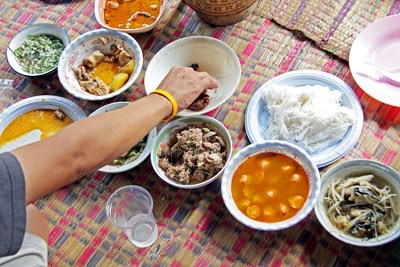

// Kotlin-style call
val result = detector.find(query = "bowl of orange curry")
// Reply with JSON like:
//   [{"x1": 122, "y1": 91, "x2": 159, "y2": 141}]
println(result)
[
  {"x1": 94, "y1": 0, "x2": 165, "y2": 34},
  {"x1": 0, "y1": 95, "x2": 86, "y2": 153},
  {"x1": 221, "y1": 140, "x2": 321, "y2": 231}
]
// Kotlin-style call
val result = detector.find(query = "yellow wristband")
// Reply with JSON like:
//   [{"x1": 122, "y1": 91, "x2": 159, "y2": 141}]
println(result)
[{"x1": 150, "y1": 89, "x2": 178, "y2": 121}]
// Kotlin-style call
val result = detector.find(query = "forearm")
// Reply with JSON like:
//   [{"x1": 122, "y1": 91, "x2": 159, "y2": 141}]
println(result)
[{"x1": 13, "y1": 94, "x2": 171, "y2": 204}]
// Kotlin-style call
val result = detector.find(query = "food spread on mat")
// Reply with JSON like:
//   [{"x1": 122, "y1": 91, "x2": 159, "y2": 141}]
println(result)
[
  {"x1": 262, "y1": 84, "x2": 355, "y2": 153},
  {"x1": 157, "y1": 124, "x2": 227, "y2": 184},
  {"x1": 231, "y1": 152, "x2": 309, "y2": 222},
  {"x1": 324, "y1": 174, "x2": 398, "y2": 239},
  {"x1": 12, "y1": 34, "x2": 64, "y2": 74},
  {"x1": 72, "y1": 38, "x2": 134, "y2": 95},
  {"x1": 187, "y1": 63, "x2": 211, "y2": 111},
  {"x1": 0, "y1": 109, "x2": 72, "y2": 148},
  {"x1": 103, "y1": 0, "x2": 161, "y2": 29},
  {"x1": 111, "y1": 137, "x2": 146, "y2": 166}
]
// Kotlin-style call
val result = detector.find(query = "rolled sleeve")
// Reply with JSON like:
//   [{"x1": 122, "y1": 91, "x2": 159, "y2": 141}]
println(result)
[{"x1": 0, "y1": 152, "x2": 26, "y2": 257}]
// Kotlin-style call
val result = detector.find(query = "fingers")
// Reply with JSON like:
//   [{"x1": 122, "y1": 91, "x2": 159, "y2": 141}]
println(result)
[
  {"x1": 169, "y1": 66, "x2": 218, "y2": 90},
  {"x1": 197, "y1": 71, "x2": 219, "y2": 89},
  {"x1": 200, "y1": 75, "x2": 219, "y2": 90}
]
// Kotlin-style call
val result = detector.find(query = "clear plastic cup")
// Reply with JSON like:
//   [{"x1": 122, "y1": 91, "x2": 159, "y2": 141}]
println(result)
[{"x1": 106, "y1": 185, "x2": 158, "y2": 247}]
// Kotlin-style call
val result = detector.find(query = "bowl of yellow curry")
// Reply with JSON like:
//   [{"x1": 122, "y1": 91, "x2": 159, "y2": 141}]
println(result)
[
  {"x1": 221, "y1": 140, "x2": 320, "y2": 231},
  {"x1": 0, "y1": 96, "x2": 86, "y2": 153},
  {"x1": 58, "y1": 29, "x2": 143, "y2": 101},
  {"x1": 95, "y1": 0, "x2": 165, "y2": 34}
]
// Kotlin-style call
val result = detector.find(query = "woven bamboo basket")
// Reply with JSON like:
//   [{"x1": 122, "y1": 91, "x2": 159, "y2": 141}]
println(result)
[{"x1": 184, "y1": 0, "x2": 258, "y2": 26}]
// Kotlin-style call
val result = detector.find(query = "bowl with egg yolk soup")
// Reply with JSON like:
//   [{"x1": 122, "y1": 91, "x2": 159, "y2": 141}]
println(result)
[{"x1": 221, "y1": 140, "x2": 320, "y2": 231}]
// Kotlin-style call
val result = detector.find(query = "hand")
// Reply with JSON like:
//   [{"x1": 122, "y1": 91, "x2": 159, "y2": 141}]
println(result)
[{"x1": 157, "y1": 66, "x2": 219, "y2": 111}]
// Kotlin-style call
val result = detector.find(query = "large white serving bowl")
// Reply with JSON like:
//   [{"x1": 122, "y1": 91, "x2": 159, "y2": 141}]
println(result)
[
  {"x1": 90, "y1": 102, "x2": 157, "y2": 173},
  {"x1": 151, "y1": 116, "x2": 232, "y2": 189},
  {"x1": 58, "y1": 29, "x2": 143, "y2": 101},
  {"x1": 144, "y1": 36, "x2": 241, "y2": 116},
  {"x1": 314, "y1": 159, "x2": 400, "y2": 247},
  {"x1": 221, "y1": 140, "x2": 321, "y2": 231},
  {"x1": 7, "y1": 23, "x2": 70, "y2": 77},
  {"x1": 94, "y1": 0, "x2": 166, "y2": 34}
]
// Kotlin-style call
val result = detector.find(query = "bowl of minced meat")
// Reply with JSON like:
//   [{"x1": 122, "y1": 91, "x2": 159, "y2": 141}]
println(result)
[{"x1": 151, "y1": 116, "x2": 232, "y2": 189}]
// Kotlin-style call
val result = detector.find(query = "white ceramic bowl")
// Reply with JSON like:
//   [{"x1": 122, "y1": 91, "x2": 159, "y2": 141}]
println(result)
[
  {"x1": 58, "y1": 29, "x2": 143, "y2": 101},
  {"x1": 221, "y1": 140, "x2": 321, "y2": 231},
  {"x1": 314, "y1": 159, "x2": 400, "y2": 247},
  {"x1": 144, "y1": 36, "x2": 241, "y2": 116},
  {"x1": 0, "y1": 96, "x2": 86, "y2": 152},
  {"x1": 151, "y1": 116, "x2": 232, "y2": 189},
  {"x1": 6, "y1": 23, "x2": 70, "y2": 77},
  {"x1": 90, "y1": 102, "x2": 156, "y2": 173},
  {"x1": 94, "y1": 0, "x2": 165, "y2": 34},
  {"x1": 0, "y1": 96, "x2": 85, "y2": 134}
]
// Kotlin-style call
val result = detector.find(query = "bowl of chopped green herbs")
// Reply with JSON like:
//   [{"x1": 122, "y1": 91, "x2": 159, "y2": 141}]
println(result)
[
  {"x1": 6, "y1": 23, "x2": 69, "y2": 77},
  {"x1": 90, "y1": 102, "x2": 157, "y2": 173}
]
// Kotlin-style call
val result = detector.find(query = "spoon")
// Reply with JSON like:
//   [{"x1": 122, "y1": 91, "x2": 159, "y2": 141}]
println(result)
[{"x1": 362, "y1": 61, "x2": 400, "y2": 84}]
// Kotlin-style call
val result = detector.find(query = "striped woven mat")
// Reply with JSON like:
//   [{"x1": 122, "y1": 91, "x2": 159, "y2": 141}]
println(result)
[
  {"x1": 0, "y1": 0, "x2": 399, "y2": 266},
  {"x1": 255, "y1": 0, "x2": 400, "y2": 60}
]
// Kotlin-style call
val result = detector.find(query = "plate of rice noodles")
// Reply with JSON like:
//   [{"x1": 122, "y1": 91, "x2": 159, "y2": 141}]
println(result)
[{"x1": 245, "y1": 70, "x2": 363, "y2": 168}]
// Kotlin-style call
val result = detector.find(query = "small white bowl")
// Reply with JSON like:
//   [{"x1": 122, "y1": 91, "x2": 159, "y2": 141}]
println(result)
[
  {"x1": 94, "y1": 0, "x2": 165, "y2": 34},
  {"x1": 58, "y1": 29, "x2": 143, "y2": 101},
  {"x1": 221, "y1": 140, "x2": 321, "y2": 231},
  {"x1": 144, "y1": 36, "x2": 241, "y2": 116},
  {"x1": 314, "y1": 159, "x2": 400, "y2": 247},
  {"x1": 6, "y1": 23, "x2": 70, "y2": 77},
  {"x1": 151, "y1": 116, "x2": 232, "y2": 189},
  {"x1": 90, "y1": 102, "x2": 156, "y2": 173}
]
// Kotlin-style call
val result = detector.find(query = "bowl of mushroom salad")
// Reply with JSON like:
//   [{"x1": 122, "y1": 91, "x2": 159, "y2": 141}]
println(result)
[{"x1": 314, "y1": 159, "x2": 400, "y2": 246}]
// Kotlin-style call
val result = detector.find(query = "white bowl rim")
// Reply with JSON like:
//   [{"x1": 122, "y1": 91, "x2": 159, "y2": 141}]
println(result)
[
  {"x1": 6, "y1": 23, "x2": 70, "y2": 77},
  {"x1": 58, "y1": 29, "x2": 143, "y2": 101},
  {"x1": 89, "y1": 101, "x2": 157, "y2": 173},
  {"x1": 94, "y1": 0, "x2": 166, "y2": 34},
  {"x1": 144, "y1": 35, "x2": 241, "y2": 116},
  {"x1": 0, "y1": 95, "x2": 86, "y2": 135},
  {"x1": 314, "y1": 159, "x2": 400, "y2": 247},
  {"x1": 151, "y1": 115, "x2": 233, "y2": 189},
  {"x1": 221, "y1": 140, "x2": 321, "y2": 231}
]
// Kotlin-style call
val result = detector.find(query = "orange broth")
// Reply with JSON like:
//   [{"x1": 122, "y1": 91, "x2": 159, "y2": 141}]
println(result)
[
  {"x1": 92, "y1": 61, "x2": 119, "y2": 85},
  {"x1": 231, "y1": 152, "x2": 309, "y2": 223},
  {"x1": 0, "y1": 109, "x2": 73, "y2": 146},
  {"x1": 104, "y1": 0, "x2": 161, "y2": 29}
]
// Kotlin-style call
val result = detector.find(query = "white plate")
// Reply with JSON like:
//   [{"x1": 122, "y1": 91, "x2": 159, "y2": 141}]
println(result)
[
  {"x1": 245, "y1": 70, "x2": 363, "y2": 168},
  {"x1": 349, "y1": 14, "x2": 400, "y2": 107}
]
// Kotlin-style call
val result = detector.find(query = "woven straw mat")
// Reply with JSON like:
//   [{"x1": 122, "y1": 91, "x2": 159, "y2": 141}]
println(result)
[{"x1": 0, "y1": 0, "x2": 399, "y2": 266}]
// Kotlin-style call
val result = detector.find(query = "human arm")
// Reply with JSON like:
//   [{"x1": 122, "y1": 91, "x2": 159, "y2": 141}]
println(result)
[{"x1": 11, "y1": 66, "x2": 218, "y2": 205}]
